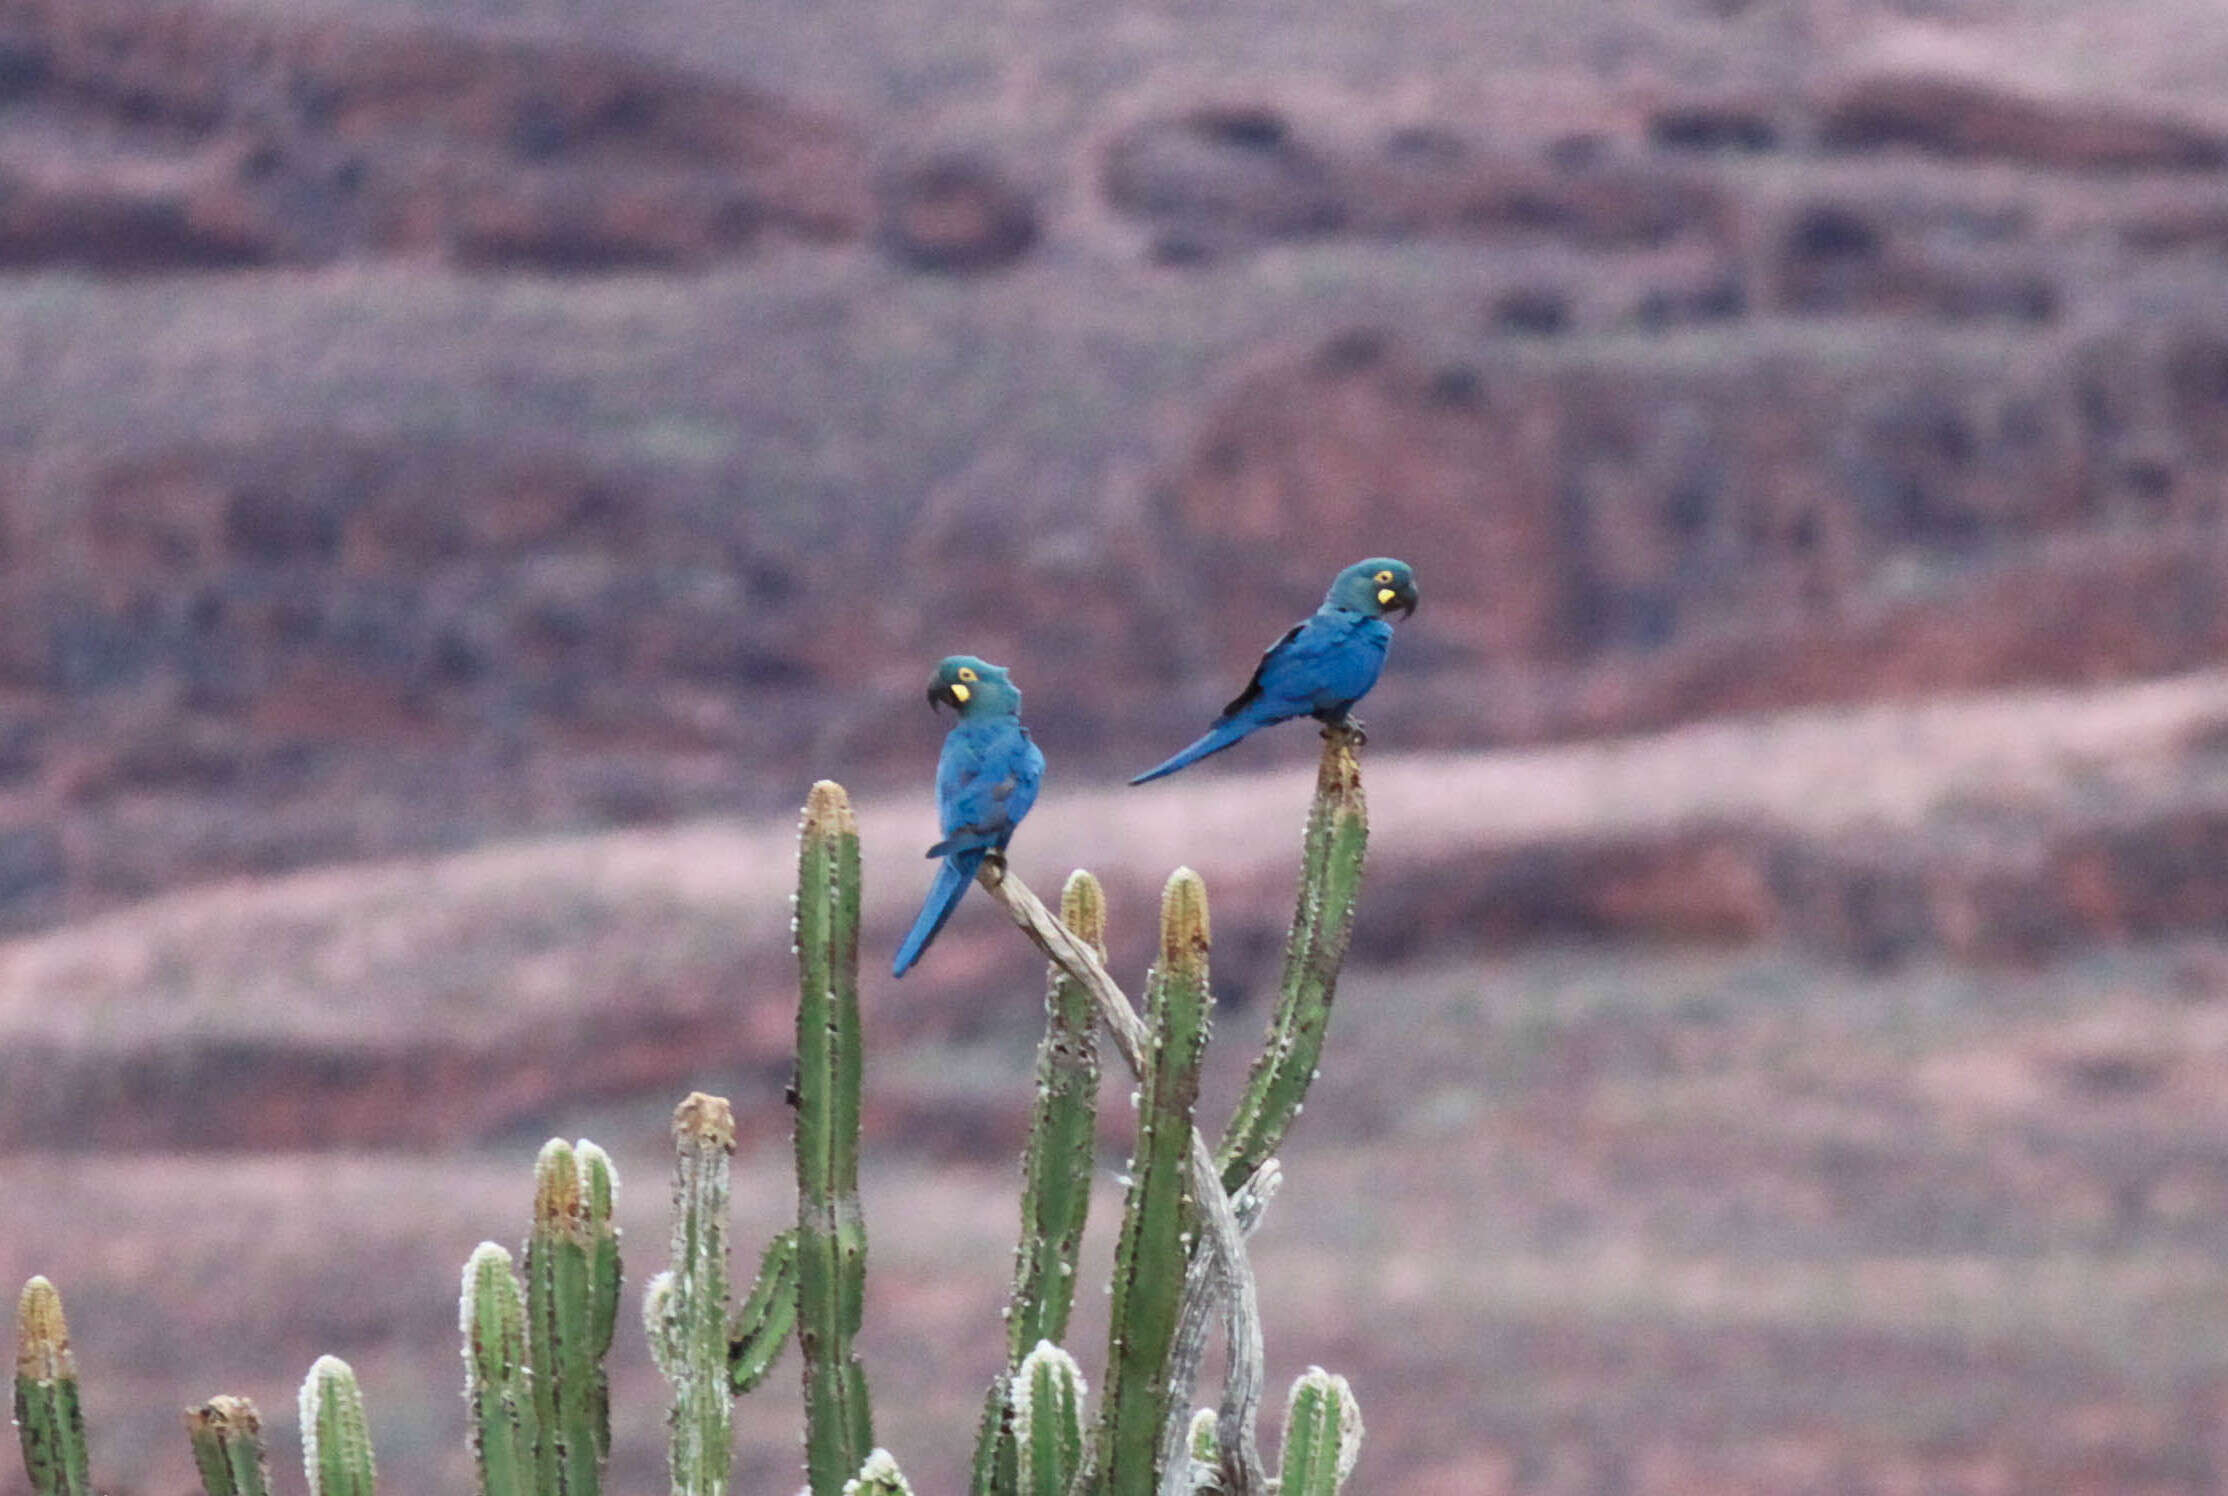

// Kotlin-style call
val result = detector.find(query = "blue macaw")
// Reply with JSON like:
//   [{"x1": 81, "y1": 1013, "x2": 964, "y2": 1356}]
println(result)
[
  {"x1": 892, "y1": 655, "x2": 1046, "y2": 977},
  {"x1": 1131, "y1": 558, "x2": 1418, "y2": 785}
]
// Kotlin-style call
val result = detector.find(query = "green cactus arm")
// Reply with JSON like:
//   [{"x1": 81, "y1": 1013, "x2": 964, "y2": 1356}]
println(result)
[
  {"x1": 970, "y1": 870, "x2": 1106, "y2": 1493},
  {"x1": 526, "y1": 1137, "x2": 616, "y2": 1496},
  {"x1": 1274, "y1": 1369, "x2": 1362, "y2": 1496},
  {"x1": 1218, "y1": 728, "x2": 1368, "y2": 1194},
  {"x1": 460, "y1": 1244, "x2": 535, "y2": 1496},
  {"x1": 13, "y1": 1277, "x2": 91, "y2": 1496},
  {"x1": 795, "y1": 782, "x2": 874, "y2": 1496},
  {"x1": 1011, "y1": 1342, "x2": 1087, "y2": 1496},
  {"x1": 298, "y1": 1356, "x2": 375, "y2": 1496},
  {"x1": 578, "y1": 1138, "x2": 623, "y2": 1467},
  {"x1": 185, "y1": 1396, "x2": 271, "y2": 1496},
  {"x1": 975, "y1": 865, "x2": 1272, "y2": 1494},
  {"x1": 1098, "y1": 870, "x2": 1214, "y2": 1496},
  {"x1": 728, "y1": 1230, "x2": 799, "y2": 1396},
  {"x1": 840, "y1": 1448, "x2": 914, "y2": 1496},
  {"x1": 656, "y1": 1093, "x2": 738, "y2": 1496}
]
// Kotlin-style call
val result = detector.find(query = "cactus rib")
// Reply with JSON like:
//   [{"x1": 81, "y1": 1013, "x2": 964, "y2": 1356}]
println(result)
[
  {"x1": 1011, "y1": 1342, "x2": 1087, "y2": 1496},
  {"x1": 526, "y1": 1138, "x2": 620, "y2": 1496},
  {"x1": 655, "y1": 1093, "x2": 738, "y2": 1496}
]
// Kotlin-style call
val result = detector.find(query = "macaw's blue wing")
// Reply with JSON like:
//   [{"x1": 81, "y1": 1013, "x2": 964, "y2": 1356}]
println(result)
[{"x1": 893, "y1": 717, "x2": 1044, "y2": 976}]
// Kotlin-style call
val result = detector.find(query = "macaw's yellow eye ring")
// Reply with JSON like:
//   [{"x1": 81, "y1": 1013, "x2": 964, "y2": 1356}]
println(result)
[
  {"x1": 957, "y1": 666, "x2": 978, "y2": 683},
  {"x1": 1373, "y1": 569, "x2": 1395, "y2": 584}
]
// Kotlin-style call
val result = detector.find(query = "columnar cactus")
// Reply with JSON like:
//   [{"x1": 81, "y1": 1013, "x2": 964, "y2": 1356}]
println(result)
[
  {"x1": 298, "y1": 1356, "x2": 375, "y2": 1496},
  {"x1": 1218, "y1": 728, "x2": 1368, "y2": 1195},
  {"x1": 1097, "y1": 869, "x2": 1214, "y2": 1496},
  {"x1": 970, "y1": 869, "x2": 1105, "y2": 1494},
  {"x1": 460, "y1": 1245, "x2": 535, "y2": 1496},
  {"x1": 186, "y1": 1396, "x2": 271, "y2": 1496},
  {"x1": 644, "y1": 1093, "x2": 738, "y2": 1496},
  {"x1": 1274, "y1": 1369, "x2": 1362, "y2": 1496},
  {"x1": 525, "y1": 1138, "x2": 622, "y2": 1496},
  {"x1": 12, "y1": 1276, "x2": 90, "y2": 1496},
  {"x1": 795, "y1": 780, "x2": 874, "y2": 1495}
]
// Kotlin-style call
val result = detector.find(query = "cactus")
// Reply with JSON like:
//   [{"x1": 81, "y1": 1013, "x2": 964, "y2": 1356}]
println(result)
[
  {"x1": 841, "y1": 1447, "x2": 914, "y2": 1496},
  {"x1": 298, "y1": 1356, "x2": 375, "y2": 1496},
  {"x1": 727, "y1": 1229, "x2": 799, "y2": 1396},
  {"x1": 1098, "y1": 869, "x2": 1214, "y2": 1496},
  {"x1": 12, "y1": 1276, "x2": 90, "y2": 1496},
  {"x1": 186, "y1": 1396, "x2": 271, "y2": 1496},
  {"x1": 970, "y1": 869, "x2": 1105, "y2": 1493},
  {"x1": 461, "y1": 1244, "x2": 535, "y2": 1496},
  {"x1": 1010, "y1": 1342, "x2": 1086, "y2": 1496},
  {"x1": 795, "y1": 780, "x2": 874, "y2": 1495},
  {"x1": 1274, "y1": 1369, "x2": 1362, "y2": 1496},
  {"x1": 645, "y1": 1093, "x2": 738, "y2": 1496},
  {"x1": 525, "y1": 1138, "x2": 622, "y2": 1496},
  {"x1": 1219, "y1": 728, "x2": 1368, "y2": 1195}
]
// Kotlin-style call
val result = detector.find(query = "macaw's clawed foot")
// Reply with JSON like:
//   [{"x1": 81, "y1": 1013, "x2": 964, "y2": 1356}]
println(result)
[
  {"x1": 1322, "y1": 716, "x2": 1367, "y2": 748},
  {"x1": 981, "y1": 849, "x2": 1010, "y2": 885}
]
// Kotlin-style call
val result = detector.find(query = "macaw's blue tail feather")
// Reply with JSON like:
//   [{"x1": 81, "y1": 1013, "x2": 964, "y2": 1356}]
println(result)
[
  {"x1": 891, "y1": 849, "x2": 985, "y2": 977},
  {"x1": 1128, "y1": 718, "x2": 1259, "y2": 785}
]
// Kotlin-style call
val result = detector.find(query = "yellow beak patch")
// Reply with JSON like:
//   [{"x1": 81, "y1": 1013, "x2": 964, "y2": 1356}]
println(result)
[
  {"x1": 949, "y1": 682, "x2": 971, "y2": 704},
  {"x1": 1377, "y1": 587, "x2": 1398, "y2": 606}
]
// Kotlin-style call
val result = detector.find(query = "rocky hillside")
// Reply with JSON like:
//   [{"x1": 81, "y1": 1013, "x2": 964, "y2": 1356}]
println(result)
[{"x1": 5, "y1": 0, "x2": 2228, "y2": 929}]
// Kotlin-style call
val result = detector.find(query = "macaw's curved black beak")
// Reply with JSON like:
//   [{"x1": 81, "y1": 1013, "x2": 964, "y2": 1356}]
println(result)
[
  {"x1": 1389, "y1": 585, "x2": 1419, "y2": 620},
  {"x1": 927, "y1": 682, "x2": 961, "y2": 713}
]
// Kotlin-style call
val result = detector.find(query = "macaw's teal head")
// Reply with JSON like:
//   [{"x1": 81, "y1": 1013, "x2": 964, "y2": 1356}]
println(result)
[
  {"x1": 927, "y1": 655, "x2": 1022, "y2": 717},
  {"x1": 1325, "y1": 557, "x2": 1418, "y2": 619}
]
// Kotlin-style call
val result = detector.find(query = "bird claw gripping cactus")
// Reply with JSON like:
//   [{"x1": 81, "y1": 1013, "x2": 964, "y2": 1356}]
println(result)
[
  {"x1": 1273, "y1": 1369, "x2": 1362, "y2": 1496},
  {"x1": 186, "y1": 1396, "x2": 272, "y2": 1496},
  {"x1": 525, "y1": 1138, "x2": 622, "y2": 1496},
  {"x1": 13, "y1": 1276, "x2": 91, "y2": 1496},
  {"x1": 1218, "y1": 729, "x2": 1368, "y2": 1196},
  {"x1": 970, "y1": 870, "x2": 1104, "y2": 1496},
  {"x1": 1098, "y1": 869, "x2": 1215, "y2": 1496},
  {"x1": 298, "y1": 1356, "x2": 376, "y2": 1496},
  {"x1": 796, "y1": 782, "x2": 875, "y2": 1495}
]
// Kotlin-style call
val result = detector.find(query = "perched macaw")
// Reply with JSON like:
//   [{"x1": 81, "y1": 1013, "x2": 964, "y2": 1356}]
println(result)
[
  {"x1": 1130, "y1": 557, "x2": 1418, "y2": 785},
  {"x1": 892, "y1": 655, "x2": 1046, "y2": 977}
]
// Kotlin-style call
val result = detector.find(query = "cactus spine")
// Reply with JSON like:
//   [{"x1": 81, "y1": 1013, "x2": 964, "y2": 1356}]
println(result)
[
  {"x1": 1218, "y1": 728, "x2": 1368, "y2": 1194},
  {"x1": 298, "y1": 1356, "x2": 375, "y2": 1496},
  {"x1": 795, "y1": 781, "x2": 873, "y2": 1495},
  {"x1": 461, "y1": 1244, "x2": 535, "y2": 1496},
  {"x1": 12, "y1": 1277, "x2": 90, "y2": 1496},
  {"x1": 1098, "y1": 869, "x2": 1214, "y2": 1496},
  {"x1": 970, "y1": 869, "x2": 1105, "y2": 1494},
  {"x1": 645, "y1": 1093, "x2": 738, "y2": 1496},
  {"x1": 525, "y1": 1138, "x2": 621, "y2": 1496},
  {"x1": 1010, "y1": 1342, "x2": 1086, "y2": 1496},
  {"x1": 1274, "y1": 1369, "x2": 1362, "y2": 1496},
  {"x1": 186, "y1": 1396, "x2": 271, "y2": 1496}
]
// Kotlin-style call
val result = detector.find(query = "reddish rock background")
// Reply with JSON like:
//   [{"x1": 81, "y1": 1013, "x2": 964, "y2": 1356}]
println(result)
[{"x1": 12, "y1": 0, "x2": 2228, "y2": 1491}]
